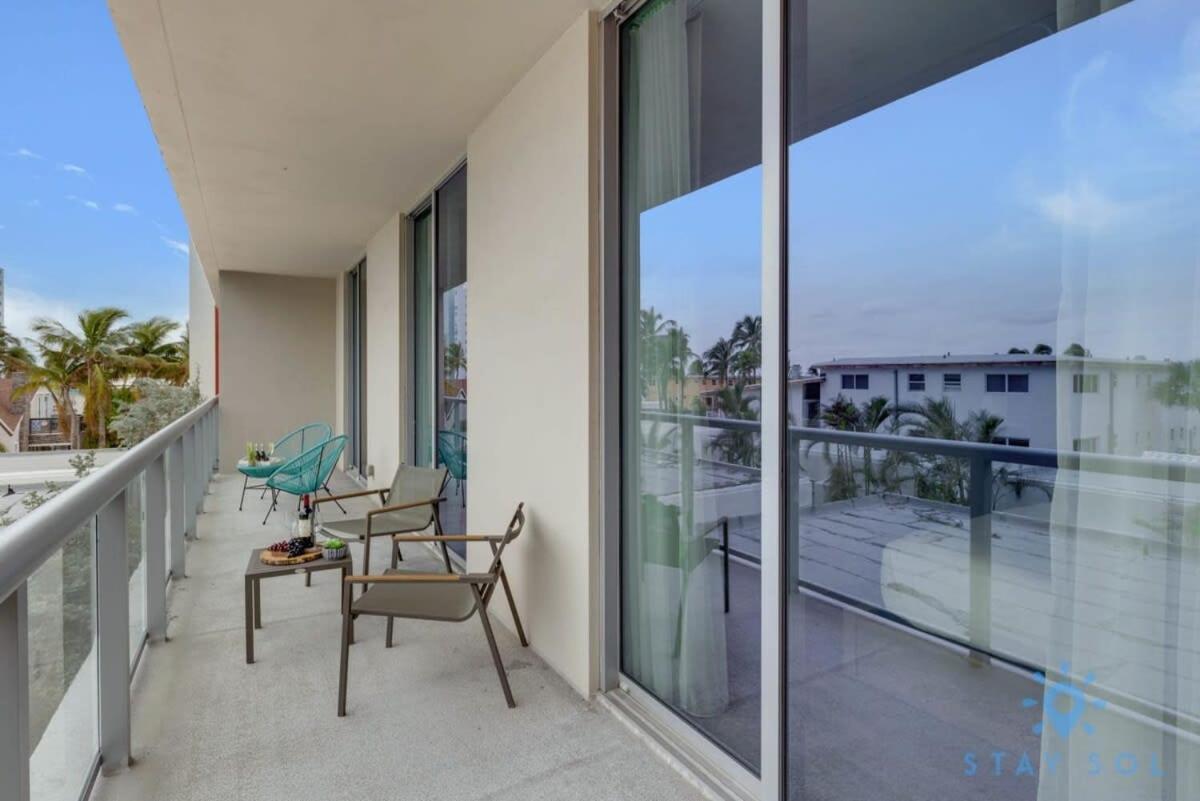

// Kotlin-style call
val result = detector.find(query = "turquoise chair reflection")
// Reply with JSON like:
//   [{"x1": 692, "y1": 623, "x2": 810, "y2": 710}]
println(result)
[
  {"x1": 263, "y1": 435, "x2": 348, "y2": 525},
  {"x1": 437, "y1": 430, "x2": 467, "y2": 507},
  {"x1": 238, "y1": 423, "x2": 332, "y2": 511}
]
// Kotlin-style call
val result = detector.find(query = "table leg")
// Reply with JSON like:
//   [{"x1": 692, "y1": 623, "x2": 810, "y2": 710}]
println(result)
[
  {"x1": 244, "y1": 576, "x2": 254, "y2": 664},
  {"x1": 253, "y1": 579, "x2": 262, "y2": 629}
]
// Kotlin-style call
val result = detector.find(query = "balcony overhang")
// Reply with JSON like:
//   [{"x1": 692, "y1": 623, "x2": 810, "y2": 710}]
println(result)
[{"x1": 109, "y1": 0, "x2": 597, "y2": 285}]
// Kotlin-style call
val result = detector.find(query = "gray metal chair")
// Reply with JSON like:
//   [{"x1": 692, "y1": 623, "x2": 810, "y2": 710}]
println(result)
[
  {"x1": 315, "y1": 465, "x2": 451, "y2": 578},
  {"x1": 338, "y1": 503, "x2": 528, "y2": 715}
]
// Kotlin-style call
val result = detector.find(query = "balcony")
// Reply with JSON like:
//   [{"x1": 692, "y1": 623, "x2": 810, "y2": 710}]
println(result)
[{"x1": 0, "y1": 400, "x2": 703, "y2": 801}]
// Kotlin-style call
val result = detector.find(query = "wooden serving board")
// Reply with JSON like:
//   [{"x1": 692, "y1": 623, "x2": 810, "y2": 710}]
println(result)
[{"x1": 259, "y1": 547, "x2": 322, "y2": 566}]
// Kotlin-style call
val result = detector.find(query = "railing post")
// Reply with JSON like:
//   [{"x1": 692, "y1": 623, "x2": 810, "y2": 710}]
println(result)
[
  {"x1": 213, "y1": 405, "x2": 221, "y2": 472},
  {"x1": 181, "y1": 428, "x2": 196, "y2": 539},
  {"x1": 968, "y1": 456, "x2": 992, "y2": 664},
  {"x1": 96, "y1": 493, "x2": 130, "y2": 773},
  {"x1": 144, "y1": 455, "x2": 168, "y2": 641},
  {"x1": 0, "y1": 585, "x2": 31, "y2": 801},
  {"x1": 679, "y1": 417, "x2": 695, "y2": 544},
  {"x1": 787, "y1": 431, "x2": 802, "y2": 594},
  {"x1": 167, "y1": 437, "x2": 186, "y2": 578}
]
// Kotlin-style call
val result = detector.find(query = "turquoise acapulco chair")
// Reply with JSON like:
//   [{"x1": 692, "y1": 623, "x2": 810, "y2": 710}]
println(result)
[
  {"x1": 238, "y1": 422, "x2": 332, "y2": 511},
  {"x1": 262, "y1": 435, "x2": 348, "y2": 525}
]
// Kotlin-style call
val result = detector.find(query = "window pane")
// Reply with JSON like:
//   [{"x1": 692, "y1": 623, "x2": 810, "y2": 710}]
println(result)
[
  {"x1": 412, "y1": 208, "x2": 434, "y2": 467},
  {"x1": 436, "y1": 166, "x2": 468, "y2": 544},
  {"x1": 620, "y1": 0, "x2": 762, "y2": 771},
  {"x1": 786, "y1": 1, "x2": 1200, "y2": 800},
  {"x1": 29, "y1": 522, "x2": 96, "y2": 801}
]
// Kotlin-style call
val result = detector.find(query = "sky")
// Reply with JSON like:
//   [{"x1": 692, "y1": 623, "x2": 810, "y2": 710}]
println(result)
[
  {"x1": 0, "y1": 1, "x2": 189, "y2": 346},
  {"x1": 639, "y1": 0, "x2": 1200, "y2": 370}
]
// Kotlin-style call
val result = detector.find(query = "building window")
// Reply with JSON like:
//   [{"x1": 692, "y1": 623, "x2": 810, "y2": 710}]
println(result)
[
  {"x1": 1073, "y1": 374, "x2": 1099, "y2": 393},
  {"x1": 943, "y1": 373, "x2": 962, "y2": 391},
  {"x1": 987, "y1": 373, "x2": 1029, "y2": 393},
  {"x1": 992, "y1": 436, "x2": 1031, "y2": 447},
  {"x1": 841, "y1": 373, "x2": 868, "y2": 390},
  {"x1": 1073, "y1": 436, "x2": 1099, "y2": 453},
  {"x1": 907, "y1": 373, "x2": 925, "y2": 392}
]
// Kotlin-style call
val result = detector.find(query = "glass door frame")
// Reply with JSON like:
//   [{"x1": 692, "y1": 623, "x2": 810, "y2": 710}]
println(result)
[
  {"x1": 408, "y1": 198, "x2": 436, "y2": 468},
  {"x1": 598, "y1": 2, "x2": 787, "y2": 799}
]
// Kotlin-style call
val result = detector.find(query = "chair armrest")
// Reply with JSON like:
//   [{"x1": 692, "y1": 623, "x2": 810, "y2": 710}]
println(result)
[
  {"x1": 343, "y1": 572, "x2": 495, "y2": 585},
  {"x1": 314, "y1": 488, "x2": 388, "y2": 505},
  {"x1": 366, "y1": 496, "x2": 445, "y2": 518},
  {"x1": 392, "y1": 533, "x2": 504, "y2": 543}
]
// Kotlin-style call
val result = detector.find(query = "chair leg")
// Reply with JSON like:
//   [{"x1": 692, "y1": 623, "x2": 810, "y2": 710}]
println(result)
[
  {"x1": 498, "y1": 567, "x2": 529, "y2": 648},
  {"x1": 338, "y1": 583, "x2": 352, "y2": 717},
  {"x1": 239, "y1": 475, "x2": 249, "y2": 511},
  {"x1": 386, "y1": 543, "x2": 399, "y2": 648},
  {"x1": 261, "y1": 491, "x2": 278, "y2": 525},
  {"x1": 323, "y1": 483, "x2": 348, "y2": 514},
  {"x1": 474, "y1": 588, "x2": 515, "y2": 708}
]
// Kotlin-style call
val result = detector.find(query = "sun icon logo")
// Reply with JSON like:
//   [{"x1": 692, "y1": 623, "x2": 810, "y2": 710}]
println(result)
[{"x1": 1023, "y1": 662, "x2": 1107, "y2": 739}]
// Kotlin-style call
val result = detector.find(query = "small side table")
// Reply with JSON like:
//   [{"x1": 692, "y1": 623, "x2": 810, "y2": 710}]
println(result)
[{"x1": 244, "y1": 548, "x2": 353, "y2": 664}]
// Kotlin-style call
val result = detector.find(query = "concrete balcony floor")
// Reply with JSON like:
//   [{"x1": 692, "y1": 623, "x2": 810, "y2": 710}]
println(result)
[{"x1": 92, "y1": 472, "x2": 703, "y2": 801}]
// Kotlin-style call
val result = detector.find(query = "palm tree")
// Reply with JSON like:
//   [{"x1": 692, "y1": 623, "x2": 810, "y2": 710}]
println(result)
[
  {"x1": 730, "y1": 314, "x2": 762, "y2": 382},
  {"x1": 710, "y1": 383, "x2": 760, "y2": 468},
  {"x1": 703, "y1": 337, "x2": 735, "y2": 384},
  {"x1": 444, "y1": 342, "x2": 467, "y2": 379},
  {"x1": 13, "y1": 348, "x2": 78, "y2": 439},
  {"x1": 33, "y1": 307, "x2": 132, "y2": 448},
  {"x1": 659, "y1": 324, "x2": 692, "y2": 411},
  {"x1": 638, "y1": 307, "x2": 670, "y2": 400},
  {"x1": 0, "y1": 325, "x2": 32, "y2": 374},
  {"x1": 123, "y1": 317, "x2": 187, "y2": 383},
  {"x1": 896, "y1": 398, "x2": 1004, "y2": 503}
]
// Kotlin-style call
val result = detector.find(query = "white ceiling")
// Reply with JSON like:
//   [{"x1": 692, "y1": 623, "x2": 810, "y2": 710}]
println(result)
[{"x1": 109, "y1": 0, "x2": 597, "y2": 284}]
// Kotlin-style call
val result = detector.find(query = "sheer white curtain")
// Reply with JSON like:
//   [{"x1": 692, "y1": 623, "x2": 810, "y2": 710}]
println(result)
[{"x1": 622, "y1": 0, "x2": 730, "y2": 717}]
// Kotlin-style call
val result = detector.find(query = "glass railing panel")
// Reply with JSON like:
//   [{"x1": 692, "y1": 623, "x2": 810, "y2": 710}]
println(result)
[
  {"x1": 28, "y1": 520, "x2": 97, "y2": 801},
  {"x1": 127, "y1": 475, "x2": 146, "y2": 666}
]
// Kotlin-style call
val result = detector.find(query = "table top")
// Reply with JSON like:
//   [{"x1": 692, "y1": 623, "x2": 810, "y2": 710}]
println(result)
[
  {"x1": 238, "y1": 457, "x2": 283, "y2": 468},
  {"x1": 245, "y1": 547, "x2": 353, "y2": 578}
]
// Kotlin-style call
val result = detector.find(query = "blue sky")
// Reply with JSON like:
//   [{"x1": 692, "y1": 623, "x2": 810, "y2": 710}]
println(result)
[
  {"x1": 640, "y1": 0, "x2": 1200, "y2": 368},
  {"x1": 0, "y1": 1, "x2": 189, "y2": 344}
]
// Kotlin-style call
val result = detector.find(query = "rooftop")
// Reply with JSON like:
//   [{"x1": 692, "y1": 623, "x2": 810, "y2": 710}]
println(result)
[{"x1": 810, "y1": 353, "x2": 1170, "y2": 370}]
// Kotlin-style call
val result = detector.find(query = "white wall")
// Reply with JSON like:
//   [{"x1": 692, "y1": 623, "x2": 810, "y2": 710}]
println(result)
[
  {"x1": 188, "y1": 246, "x2": 218, "y2": 398},
  {"x1": 218, "y1": 271, "x2": 338, "y2": 470},
  {"x1": 363, "y1": 213, "x2": 407, "y2": 483},
  {"x1": 466, "y1": 11, "x2": 599, "y2": 696}
]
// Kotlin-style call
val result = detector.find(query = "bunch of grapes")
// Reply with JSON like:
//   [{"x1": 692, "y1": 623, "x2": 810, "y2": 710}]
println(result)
[{"x1": 267, "y1": 538, "x2": 309, "y2": 557}]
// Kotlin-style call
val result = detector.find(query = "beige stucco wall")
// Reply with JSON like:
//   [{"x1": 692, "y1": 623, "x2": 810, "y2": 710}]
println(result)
[
  {"x1": 187, "y1": 246, "x2": 218, "y2": 398},
  {"x1": 465, "y1": 11, "x2": 600, "y2": 696},
  {"x1": 217, "y1": 271, "x2": 337, "y2": 471},
  {"x1": 363, "y1": 213, "x2": 407, "y2": 483}
]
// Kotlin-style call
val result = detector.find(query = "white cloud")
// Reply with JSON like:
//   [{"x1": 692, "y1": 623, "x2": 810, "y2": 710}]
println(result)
[
  {"x1": 1036, "y1": 181, "x2": 1130, "y2": 230},
  {"x1": 4, "y1": 287, "x2": 79, "y2": 343},
  {"x1": 161, "y1": 237, "x2": 189, "y2": 256},
  {"x1": 66, "y1": 195, "x2": 100, "y2": 210},
  {"x1": 1151, "y1": 21, "x2": 1200, "y2": 133},
  {"x1": 8, "y1": 147, "x2": 42, "y2": 160},
  {"x1": 58, "y1": 163, "x2": 88, "y2": 177},
  {"x1": 112, "y1": 203, "x2": 137, "y2": 214}
]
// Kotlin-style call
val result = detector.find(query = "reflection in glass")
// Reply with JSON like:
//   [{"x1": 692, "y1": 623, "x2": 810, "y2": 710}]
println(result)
[
  {"x1": 436, "y1": 165, "x2": 468, "y2": 541},
  {"x1": 785, "y1": 1, "x2": 1200, "y2": 798},
  {"x1": 28, "y1": 522, "x2": 96, "y2": 801},
  {"x1": 620, "y1": 0, "x2": 762, "y2": 770},
  {"x1": 413, "y1": 208, "x2": 435, "y2": 467}
]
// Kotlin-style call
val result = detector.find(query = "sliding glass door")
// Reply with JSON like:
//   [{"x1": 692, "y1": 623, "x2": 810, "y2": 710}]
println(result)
[
  {"x1": 344, "y1": 260, "x2": 366, "y2": 476},
  {"x1": 412, "y1": 206, "x2": 435, "y2": 468},
  {"x1": 619, "y1": 0, "x2": 762, "y2": 771},
  {"x1": 616, "y1": 0, "x2": 1200, "y2": 798},
  {"x1": 409, "y1": 165, "x2": 468, "y2": 546}
]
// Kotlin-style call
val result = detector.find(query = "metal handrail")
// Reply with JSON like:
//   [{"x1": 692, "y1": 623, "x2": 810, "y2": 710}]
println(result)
[
  {"x1": 0, "y1": 397, "x2": 218, "y2": 603},
  {"x1": 639, "y1": 410, "x2": 1200, "y2": 484}
]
